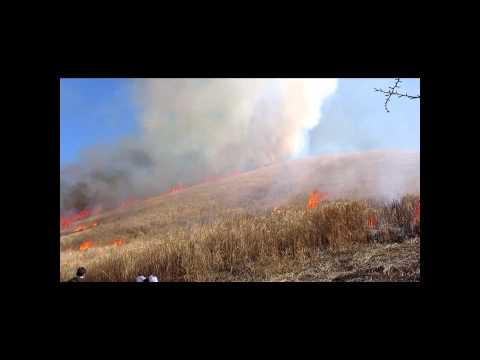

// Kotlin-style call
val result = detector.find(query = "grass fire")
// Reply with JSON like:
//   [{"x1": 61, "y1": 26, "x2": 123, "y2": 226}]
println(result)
[
  {"x1": 60, "y1": 150, "x2": 420, "y2": 282},
  {"x1": 79, "y1": 240, "x2": 93, "y2": 251},
  {"x1": 60, "y1": 78, "x2": 420, "y2": 282},
  {"x1": 306, "y1": 190, "x2": 327, "y2": 210}
]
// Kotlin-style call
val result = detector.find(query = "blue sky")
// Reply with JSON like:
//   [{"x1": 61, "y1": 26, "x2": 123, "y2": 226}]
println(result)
[
  {"x1": 60, "y1": 79, "x2": 140, "y2": 166},
  {"x1": 60, "y1": 78, "x2": 420, "y2": 167},
  {"x1": 310, "y1": 78, "x2": 420, "y2": 155}
]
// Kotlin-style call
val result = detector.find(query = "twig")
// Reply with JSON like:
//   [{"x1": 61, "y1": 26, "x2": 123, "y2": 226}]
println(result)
[{"x1": 374, "y1": 78, "x2": 420, "y2": 113}]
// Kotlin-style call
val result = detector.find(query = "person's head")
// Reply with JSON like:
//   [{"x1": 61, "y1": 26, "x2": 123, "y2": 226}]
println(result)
[{"x1": 76, "y1": 267, "x2": 87, "y2": 278}]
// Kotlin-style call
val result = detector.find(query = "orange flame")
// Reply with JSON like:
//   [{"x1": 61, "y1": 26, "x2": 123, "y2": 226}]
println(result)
[
  {"x1": 367, "y1": 215, "x2": 377, "y2": 229},
  {"x1": 60, "y1": 216, "x2": 71, "y2": 230},
  {"x1": 60, "y1": 208, "x2": 94, "y2": 230},
  {"x1": 79, "y1": 239, "x2": 93, "y2": 251},
  {"x1": 169, "y1": 183, "x2": 185, "y2": 193},
  {"x1": 306, "y1": 190, "x2": 327, "y2": 210},
  {"x1": 111, "y1": 239, "x2": 124, "y2": 247}
]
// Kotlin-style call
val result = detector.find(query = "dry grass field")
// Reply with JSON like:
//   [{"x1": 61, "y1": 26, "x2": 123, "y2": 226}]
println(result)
[{"x1": 60, "y1": 150, "x2": 420, "y2": 282}]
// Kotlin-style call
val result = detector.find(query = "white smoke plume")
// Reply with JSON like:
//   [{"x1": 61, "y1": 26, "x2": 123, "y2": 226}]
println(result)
[
  {"x1": 136, "y1": 79, "x2": 337, "y2": 172},
  {"x1": 61, "y1": 78, "x2": 338, "y2": 212}
]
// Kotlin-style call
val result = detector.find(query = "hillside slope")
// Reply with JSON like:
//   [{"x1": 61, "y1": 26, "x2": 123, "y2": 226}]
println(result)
[
  {"x1": 60, "y1": 150, "x2": 420, "y2": 281},
  {"x1": 61, "y1": 150, "x2": 419, "y2": 248}
]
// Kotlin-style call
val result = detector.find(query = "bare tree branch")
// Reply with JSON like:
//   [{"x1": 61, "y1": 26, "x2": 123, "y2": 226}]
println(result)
[{"x1": 374, "y1": 78, "x2": 420, "y2": 113}]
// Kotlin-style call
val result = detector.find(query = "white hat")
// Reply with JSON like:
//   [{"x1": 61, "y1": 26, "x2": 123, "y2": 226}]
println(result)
[
  {"x1": 148, "y1": 275, "x2": 159, "y2": 282},
  {"x1": 135, "y1": 275, "x2": 147, "y2": 282}
]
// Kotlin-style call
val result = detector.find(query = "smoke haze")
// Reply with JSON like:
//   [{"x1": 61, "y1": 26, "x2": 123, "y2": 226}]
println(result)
[{"x1": 61, "y1": 79, "x2": 339, "y2": 212}]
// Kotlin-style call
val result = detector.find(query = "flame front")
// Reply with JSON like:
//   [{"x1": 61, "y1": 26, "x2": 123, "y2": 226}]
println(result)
[
  {"x1": 60, "y1": 209, "x2": 93, "y2": 230},
  {"x1": 169, "y1": 183, "x2": 185, "y2": 193},
  {"x1": 367, "y1": 215, "x2": 377, "y2": 229},
  {"x1": 306, "y1": 190, "x2": 327, "y2": 210},
  {"x1": 111, "y1": 239, "x2": 124, "y2": 247},
  {"x1": 60, "y1": 216, "x2": 71, "y2": 230},
  {"x1": 79, "y1": 239, "x2": 93, "y2": 251}
]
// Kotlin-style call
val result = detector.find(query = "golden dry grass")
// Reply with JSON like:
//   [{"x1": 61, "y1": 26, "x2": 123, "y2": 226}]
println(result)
[
  {"x1": 60, "y1": 195, "x2": 420, "y2": 282},
  {"x1": 60, "y1": 151, "x2": 420, "y2": 282}
]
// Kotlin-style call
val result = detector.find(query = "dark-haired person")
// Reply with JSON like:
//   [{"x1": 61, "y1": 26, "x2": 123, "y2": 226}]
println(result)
[{"x1": 68, "y1": 267, "x2": 87, "y2": 282}]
